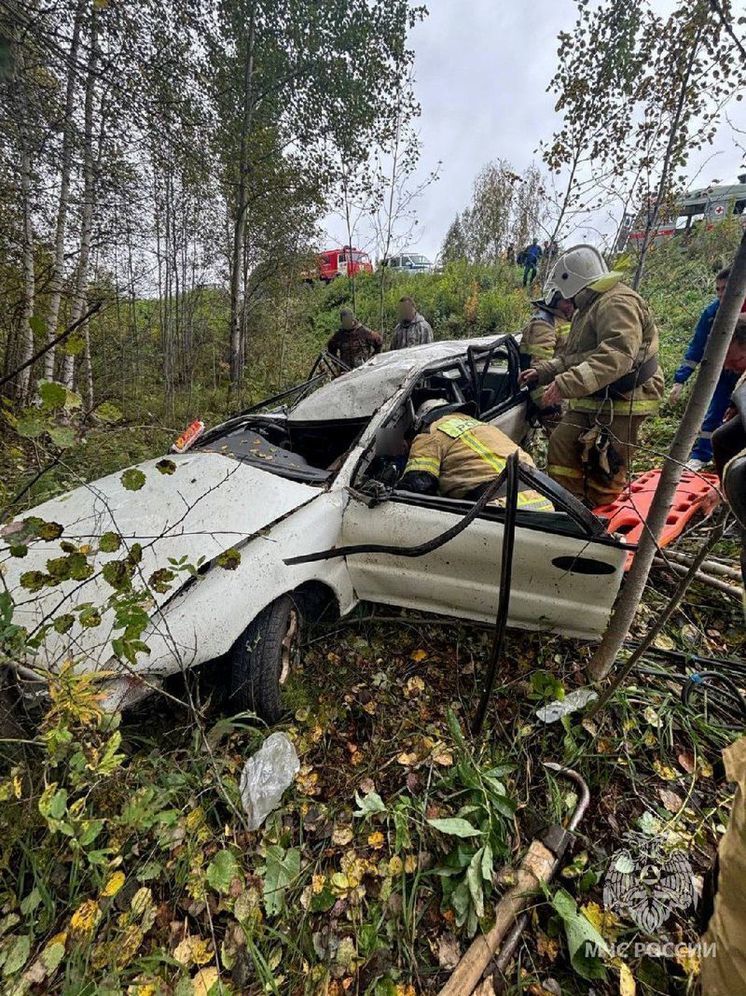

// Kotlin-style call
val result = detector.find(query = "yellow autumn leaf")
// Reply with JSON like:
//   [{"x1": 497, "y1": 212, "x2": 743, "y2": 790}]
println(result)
[
  {"x1": 174, "y1": 935, "x2": 213, "y2": 967},
  {"x1": 193, "y1": 967, "x2": 220, "y2": 996},
  {"x1": 432, "y1": 749, "x2": 454, "y2": 766},
  {"x1": 296, "y1": 767, "x2": 320, "y2": 795},
  {"x1": 675, "y1": 946, "x2": 701, "y2": 977},
  {"x1": 397, "y1": 752, "x2": 418, "y2": 766},
  {"x1": 404, "y1": 676, "x2": 425, "y2": 698},
  {"x1": 581, "y1": 901, "x2": 621, "y2": 941},
  {"x1": 653, "y1": 759, "x2": 678, "y2": 781},
  {"x1": 368, "y1": 831, "x2": 385, "y2": 850},
  {"x1": 410, "y1": 649, "x2": 427, "y2": 662},
  {"x1": 618, "y1": 961, "x2": 636, "y2": 995},
  {"x1": 311, "y1": 874, "x2": 326, "y2": 895},
  {"x1": 69, "y1": 899, "x2": 101, "y2": 938},
  {"x1": 403, "y1": 855, "x2": 417, "y2": 874},
  {"x1": 114, "y1": 924, "x2": 144, "y2": 968},
  {"x1": 388, "y1": 855, "x2": 404, "y2": 876},
  {"x1": 537, "y1": 931, "x2": 560, "y2": 961},
  {"x1": 101, "y1": 871, "x2": 125, "y2": 898},
  {"x1": 332, "y1": 826, "x2": 354, "y2": 846},
  {"x1": 395, "y1": 985, "x2": 416, "y2": 996}
]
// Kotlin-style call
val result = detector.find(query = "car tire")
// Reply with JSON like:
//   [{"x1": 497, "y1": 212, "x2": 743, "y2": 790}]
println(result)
[{"x1": 228, "y1": 595, "x2": 301, "y2": 723}]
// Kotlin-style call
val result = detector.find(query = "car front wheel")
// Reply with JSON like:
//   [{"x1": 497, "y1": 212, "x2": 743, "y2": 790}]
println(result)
[{"x1": 228, "y1": 595, "x2": 301, "y2": 722}]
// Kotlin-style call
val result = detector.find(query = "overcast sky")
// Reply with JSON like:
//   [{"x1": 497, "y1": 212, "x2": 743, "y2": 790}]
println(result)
[{"x1": 321, "y1": 0, "x2": 746, "y2": 262}]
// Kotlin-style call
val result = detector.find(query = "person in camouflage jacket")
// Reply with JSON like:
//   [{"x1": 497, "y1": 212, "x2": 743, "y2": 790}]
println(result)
[{"x1": 327, "y1": 309, "x2": 382, "y2": 371}]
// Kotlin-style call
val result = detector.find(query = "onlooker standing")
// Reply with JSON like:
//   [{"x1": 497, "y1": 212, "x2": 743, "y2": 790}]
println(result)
[
  {"x1": 670, "y1": 267, "x2": 746, "y2": 470},
  {"x1": 390, "y1": 297, "x2": 434, "y2": 350},
  {"x1": 522, "y1": 239, "x2": 543, "y2": 287},
  {"x1": 327, "y1": 308, "x2": 382, "y2": 371}
]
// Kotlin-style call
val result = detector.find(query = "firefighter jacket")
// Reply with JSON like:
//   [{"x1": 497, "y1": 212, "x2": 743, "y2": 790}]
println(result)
[
  {"x1": 702, "y1": 736, "x2": 746, "y2": 994},
  {"x1": 520, "y1": 308, "x2": 571, "y2": 405},
  {"x1": 533, "y1": 277, "x2": 664, "y2": 416},
  {"x1": 401, "y1": 414, "x2": 553, "y2": 511}
]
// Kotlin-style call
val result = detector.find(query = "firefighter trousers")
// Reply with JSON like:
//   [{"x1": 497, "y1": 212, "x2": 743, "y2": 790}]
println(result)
[
  {"x1": 547, "y1": 409, "x2": 649, "y2": 508},
  {"x1": 701, "y1": 737, "x2": 746, "y2": 995}
]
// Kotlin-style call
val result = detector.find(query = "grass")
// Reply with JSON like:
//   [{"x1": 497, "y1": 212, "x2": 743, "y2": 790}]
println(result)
[
  {"x1": 1, "y1": 223, "x2": 744, "y2": 993},
  {"x1": 1, "y1": 602, "x2": 742, "y2": 994}
]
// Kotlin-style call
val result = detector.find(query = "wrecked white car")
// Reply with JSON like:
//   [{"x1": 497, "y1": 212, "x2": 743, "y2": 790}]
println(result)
[{"x1": 2, "y1": 336, "x2": 633, "y2": 720}]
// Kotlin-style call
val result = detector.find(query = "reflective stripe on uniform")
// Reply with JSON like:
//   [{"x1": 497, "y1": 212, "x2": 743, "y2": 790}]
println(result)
[
  {"x1": 568, "y1": 397, "x2": 660, "y2": 414},
  {"x1": 458, "y1": 430, "x2": 508, "y2": 475},
  {"x1": 437, "y1": 415, "x2": 482, "y2": 439},
  {"x1": 516, "y1": 490, "x2": 554, "y2": 512},
  {"x1": 404, "y1": 456, "x2": 440, "y2": 476},
  {"x1": 548, "y1": 463, "x2": 583, "y2": 479},
  {"x1": 522, "y1": 346, "x2": 554, "y2": 360},
  {"x1": 556, "y1": 322, "x2": 571, "y2": 338}
]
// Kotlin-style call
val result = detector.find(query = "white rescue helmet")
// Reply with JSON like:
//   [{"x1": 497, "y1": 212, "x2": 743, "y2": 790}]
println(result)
[
  {"x1": 414, "y1": 397, "x2": 450, "y2": 431},
  {"x1": 544, "y1": 244, "x2": 608, "y2": 301}
]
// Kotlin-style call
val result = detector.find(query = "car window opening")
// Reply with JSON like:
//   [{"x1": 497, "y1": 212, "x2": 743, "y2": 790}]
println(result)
[
  {"x1": 197, "y1": 415, "x2": 368, "y2": 483},
  {"x1": 353, "y1": 360, "x2": 622, "y2": 545}
]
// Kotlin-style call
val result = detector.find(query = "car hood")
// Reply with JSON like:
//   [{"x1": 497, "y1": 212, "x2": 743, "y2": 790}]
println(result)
[{"x1": 1, "y1": 452, "x2": 320, "y2": 667}]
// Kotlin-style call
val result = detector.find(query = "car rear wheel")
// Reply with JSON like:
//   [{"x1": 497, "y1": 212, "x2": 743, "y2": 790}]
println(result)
[{"x1": 228, "y1": 595, "x2": 301, "y2": 723}]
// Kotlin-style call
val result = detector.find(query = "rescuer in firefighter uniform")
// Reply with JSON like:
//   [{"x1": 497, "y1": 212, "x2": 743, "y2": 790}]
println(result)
[
  {"x1": 519, "y1": 245, "x2": 664, "y2": 507},
  {"x1": 398, "y1": 400, "x2": 554, "y2": 511},
  {"x1": 519, "y1": 290, "x2": 574, "y2": 429}
]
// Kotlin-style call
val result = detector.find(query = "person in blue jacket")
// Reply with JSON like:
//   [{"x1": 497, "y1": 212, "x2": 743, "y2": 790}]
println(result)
[
  {"x1": 670, "y1": 267, "x2": 738, "y2": 471},
  {"x1": 522, "y1": 239, "x2": 543, "y2": 288}
]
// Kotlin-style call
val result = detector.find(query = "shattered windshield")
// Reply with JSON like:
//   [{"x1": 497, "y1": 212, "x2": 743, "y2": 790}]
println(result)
[{"x1": 197, "y1": 414, "x2": 367, "y2": 484}]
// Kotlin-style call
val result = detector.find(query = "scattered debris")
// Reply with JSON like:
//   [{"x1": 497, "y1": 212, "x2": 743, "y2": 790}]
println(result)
[
  {"x1": 535, "y1": 687, "x2": 598, "y2": 723},
  {"x1": 239, "y1": 732, "x2": 300, "y2": 830}
]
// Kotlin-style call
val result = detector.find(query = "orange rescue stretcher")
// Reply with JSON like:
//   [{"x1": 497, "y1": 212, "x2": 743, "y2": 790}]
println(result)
[{"x1": 593, "y1": 469, "x2": 721, "y2": 569}]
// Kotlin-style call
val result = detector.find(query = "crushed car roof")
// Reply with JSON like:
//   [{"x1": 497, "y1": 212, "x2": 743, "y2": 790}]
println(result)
[{"x1": 289, "y1": 335, "x2": 505, "y2": 422}]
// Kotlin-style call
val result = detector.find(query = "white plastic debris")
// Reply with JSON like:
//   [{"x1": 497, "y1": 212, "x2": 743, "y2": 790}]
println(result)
[
  {"x1": 239, "y1": 732, "x2": 300, "y2": 830},
  {"x1": 535, "y1": 687, "x2": 598, "y2": 724}
]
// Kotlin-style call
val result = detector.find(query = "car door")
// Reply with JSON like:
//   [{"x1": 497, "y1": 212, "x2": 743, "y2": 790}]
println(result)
[
  {"x1": 466, "y1": 336, "x2": 529, "y2": 445},
  {"x1": 340, "y1": 485, "x2": 628, "y2": 641}
]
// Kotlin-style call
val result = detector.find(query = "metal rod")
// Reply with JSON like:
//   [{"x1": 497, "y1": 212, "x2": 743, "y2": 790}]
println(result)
[{"x1": 653, "y1": 555, "x2": 741, "y2": 599}]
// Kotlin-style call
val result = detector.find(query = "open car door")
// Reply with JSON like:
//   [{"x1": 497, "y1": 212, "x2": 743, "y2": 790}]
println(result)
[
  {"x1": 339, "y1": 469, "x2": 628, "y2": 641},
  {"x1": 466, "y1": 336, "x2": 529, "y2": 446}
]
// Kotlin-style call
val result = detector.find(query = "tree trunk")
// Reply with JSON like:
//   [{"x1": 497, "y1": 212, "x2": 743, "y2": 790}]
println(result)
[
  {"x1": 229, "y1": 8, "x2": 256, "y2": 390},
  {"x1": 44, "y1": 0, "x2": 84, "y2": 382},
  {"x1": 11, "y1": 44, "x2": 36, "y2": 403},
  {"x1": 631, "y1": 16, "x2": 705, "y2": 290},
  {"x1": 588, "y1": 229, "x2": 746, "y2": 682},
  {"x1": 378, "y1": 109, "x2": 402, "y2": 332},
  {"x1": 61, "y1": 9, "x2": 98, "y2": 391}
]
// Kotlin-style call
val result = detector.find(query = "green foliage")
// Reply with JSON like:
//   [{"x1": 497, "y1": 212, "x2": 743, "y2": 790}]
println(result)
[
  {"x1": 549, "y1": 886, "x2": 609, "y2": 981},
  {"x1": 216, "y1": 547, "x2": 241, "y2": 571},
  {"x1": 260, "y1": 845, "x2": 301, "y2": 917},
  {"x1": 120, "y1": 468, "x2": 146, "y2": 491}
]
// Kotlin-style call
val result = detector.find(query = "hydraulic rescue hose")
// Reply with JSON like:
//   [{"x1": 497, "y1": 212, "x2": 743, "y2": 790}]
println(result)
[
  {"x1": 284, "y1": 468, "x2": 511, "y2": 565},
  {"x1": 472, "y1": 451, "x2": 519, "y2": 736}
]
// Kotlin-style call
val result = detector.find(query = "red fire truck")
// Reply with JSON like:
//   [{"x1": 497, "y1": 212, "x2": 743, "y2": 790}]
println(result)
[{"x1": 308, "y1": 246, "x2": 373, "y2": 282}]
